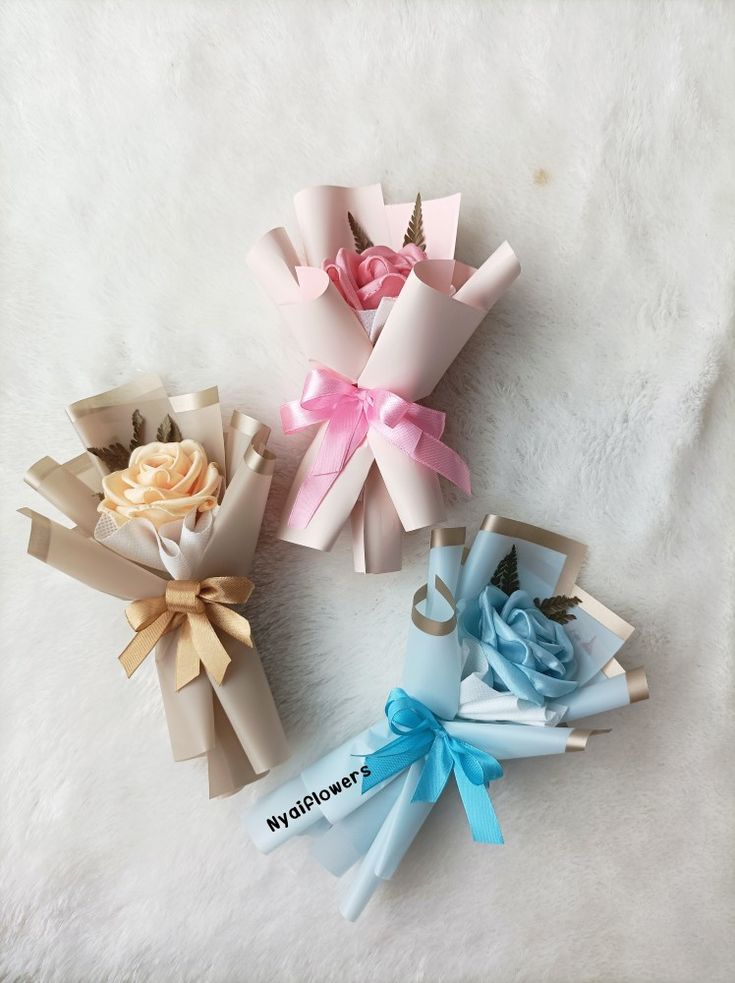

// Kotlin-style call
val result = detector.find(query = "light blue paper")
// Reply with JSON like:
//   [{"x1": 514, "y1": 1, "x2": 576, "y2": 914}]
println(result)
[{"x1": 245, "y1": 516, "x2": 647, "y2": 920}]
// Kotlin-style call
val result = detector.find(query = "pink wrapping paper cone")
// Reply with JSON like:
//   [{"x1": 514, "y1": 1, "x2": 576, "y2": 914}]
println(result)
[{"x1": 248, "y1": 184, "x2": 521, "y2": 572}]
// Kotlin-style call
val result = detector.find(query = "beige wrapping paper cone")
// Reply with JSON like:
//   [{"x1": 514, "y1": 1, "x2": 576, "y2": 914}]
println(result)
[
  {"x1": 207, "y1": 634, "x2": 289, "y2": 777},
  {"x1": 22, "y1": 378, "x2": 290, "y2": 798},
  {"x1": 25, "y1": 457, "x2": 102, "y2": 535},
  {"x1": 169, "y1": 387, "x2": 227, "y2": 478}
]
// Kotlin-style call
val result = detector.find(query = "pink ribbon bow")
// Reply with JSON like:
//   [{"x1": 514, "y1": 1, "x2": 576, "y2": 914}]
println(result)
[{"x1": 281, "y1": 367, "x2": 471, "y2": 528}]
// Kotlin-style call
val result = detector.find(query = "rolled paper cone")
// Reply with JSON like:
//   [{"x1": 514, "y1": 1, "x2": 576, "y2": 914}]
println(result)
[
  {"x1": 246, "y1": 721, "x2": 393, "y2": 852},
  {"x1": 452, "y1": 241, "x2": 521, "y2": 310},
  {"x1": 155, "y1": 631, "x2": 216, "y2": 761},
  {"x1": 401, "y1": 576, "x2": 462, "y2": 720},
  {"x1": 293, "y1": 183, "x2": 389, "y2": 267},
  {"x1": 207, "y1": 635, "x2": 289, "y2": 776},
  {"x1": 199, "y1": 443, "x2": 275, "y2": 578},
  {"x1": 62, "y1": 452, "x2": 103, "y2": 493},
  {"x1": 299, "y1": 723, "x2": 394, "y2": 825},
  {"x1": 340, "y1": 708, "x2": 587, "y2": 921},
  {"x1": 458, "y1": 515, "x2": 586, "y2": 602},
  {"x1": 225, "y1": 409, "x2": 271, "y2": 484},
  {"x1": 357, "y1": 260, "x2": 489, "y2": 400},
  {"x1": 350, "y1": 465, "x2": 403, "y2": 574},
  {"x1": 280, "y1": 267, "x2": 373, "y2": 380},
  {"x1": 311, "y1": 779, "x2": 403, "y2": 877},
  {"x1": 384, "y1": 192, "x2": 462, "y2": 259},
  {"x1": 426, "y1": 527, "x2": 466, "y2": 616},
  {"x1": 246, "y1": 773, "x2": 319, "y2": 852},
  {"x1": 277, "y1": 428, "x2": 375, "y2": 552},
  {"x1": 66, "y1": 372, "x2": 168, "y2": 422},
  {"x1": 66, "y1": 374, "x2": 173, "y2": 475},
  {"x1": 370, "y1": 763, "x2": 431, "y2": 880},
  {"x1": 247, "y1": 703, "x2": 591, "y2": 855},
  {"x1": 457, "y1": 527, "x2": 504, "y2": 602},
  {"x1": 367, "y1": 430, "x2": 446, "y2": 532},
  {"x1": 19, "y1": 508, "x2": 165, "y2": 600},
  {"x1": 24, "y1": 456, "x2": 101, "y2": 534},
  {"x1": 169, "y1": 388, "x2": 227, "y2": 479},
  {"x1": 340, "y1": 762, "x2": 433, "y2": 922},
  {"x1": 206, "y1": 697, "x2": 261, "y2": 798},
  {"x1": 446, "y1": 718, "x2": 587, "y2": 757},
  {"x1": 247, "y1": 227, "x2": 302, "y2": 305},
  {"x1": 563, "y1": 668, "x2": 649, "y2": 721}
]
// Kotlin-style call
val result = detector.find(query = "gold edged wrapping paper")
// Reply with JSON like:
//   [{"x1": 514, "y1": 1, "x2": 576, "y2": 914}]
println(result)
[
  {"x1": 480, "y1": 514, "x2": 587, "y2": 595},
  {"x1": 18, "y1": 507, "x2": 166, "y2": 600},
  {"x1": 625, "y1": 666, "x2": 650, "y2": 704},
  {"x1": 403, "y1": 575, "x2": 462, "y2": 721},
  {"x1": 430, "y1": 526, "x2": 466, "y2": 549},
  {"x1": 24, "y1": 457, "x2": 101, "y2": 534},
  {"x1": 21, "y1": 377, "x2": 290, "y2": 798},
  {"x1": 572, "y1": 585, "x2": 638, "y2": 682},
  {"x1": 410, "y1": 578, "x2": 457, "y2": 636},
  {"x1": 425, "y1": 517, "x2": 650, "y2": 720},
  {"x1": 574, "y1": 586, "x2": 635, "y2": 643},
  {"x1": 225, "y1": 408, "x2": 272, "y2": 481},
  {"x1": 564, "y1": 729, "x2": 610, "y2": 752},
  {"x1": 66, "y1": 373, "x2": 168, "y2": 421},
  {"x1": 169, "y1": 387, "x2": 227, "y2": 478},
  {"x1": 243, "y1": 442, "x2": 276, "y2": 476}
]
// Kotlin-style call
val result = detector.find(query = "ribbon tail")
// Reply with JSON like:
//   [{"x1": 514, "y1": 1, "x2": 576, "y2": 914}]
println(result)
[
  {"x1": 118, "y1": 610, "x2": 174, "y2": 679},
  {"x1": 454, "y1": 767, "x2": 504, "y2": 844},
  {"x1": 175, "y1": 616, "x2": 201, "y2": 690},
  {"x1": 362, "y1": 733, "x2": 431, "y2": 793},
  {"x1": 181, "y1": 611, "x2": 232, "y2": 690},
  {"x1": 206, "y1": 603, "x2": 253, "y2": 648},
  {"x1": 413, "y1": 431, "x2": 471, "y2": 495},
  {"x1": 411, "y1": 738, "x2": 453, "y2": 803}
]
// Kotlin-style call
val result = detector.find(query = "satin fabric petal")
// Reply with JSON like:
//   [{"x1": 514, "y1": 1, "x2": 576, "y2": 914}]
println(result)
[{"x1": 458, "y1": 587, "x2": 578, "y2": 707}]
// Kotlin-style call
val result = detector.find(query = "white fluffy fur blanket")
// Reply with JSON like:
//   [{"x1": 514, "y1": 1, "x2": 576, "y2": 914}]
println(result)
[{"x1": 1, "y1": 2, "x2": 733, "y2": 981}]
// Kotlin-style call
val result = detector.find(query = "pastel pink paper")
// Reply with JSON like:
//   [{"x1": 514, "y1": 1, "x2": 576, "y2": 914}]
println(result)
[
  {"x1": 281, "y1": 368, "x2": 470, "y2": 528},
  {"x1": 294, "y1": 184, "x2": 389, "y2": 267},
  {"x1": 385, "y1": 192, "x2": 462, "y2": 260},
  {"x1": 247, "y1": 184, "x2": 521, "y2": 563}
]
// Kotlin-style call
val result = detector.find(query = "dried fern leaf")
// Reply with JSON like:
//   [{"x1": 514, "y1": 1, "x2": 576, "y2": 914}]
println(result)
[
  {"x1": 534, "y1": 595, "x2": 582, "y2": 624},
  {"x1": 130, "y1": 409, "x2": 145, "y2": 451},
  {"x1": 347, "y1": 211, "x2": 374, "y2": 253},
  {"x1": 402, "y1": 192, "x2": 426, "y2": 250},
  {"x1": 156, "y1": 414, "x2": 182, "y2": 442},
  {"x1": 490, "y1": 545, "x2": 520, "y2": 595},
  {"x1": 87, "y1": 443, "x2": 131, "y2": 473}
]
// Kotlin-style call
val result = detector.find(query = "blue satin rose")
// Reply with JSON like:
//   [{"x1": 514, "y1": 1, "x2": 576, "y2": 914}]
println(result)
[{"x1": 457, "y1": 586, "x2": 578, "y2": 706}]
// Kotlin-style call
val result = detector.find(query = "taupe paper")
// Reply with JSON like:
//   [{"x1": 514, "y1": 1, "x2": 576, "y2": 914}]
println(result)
[{"x1": 22, "y1": 375, "x2": 289, "y2": 797}]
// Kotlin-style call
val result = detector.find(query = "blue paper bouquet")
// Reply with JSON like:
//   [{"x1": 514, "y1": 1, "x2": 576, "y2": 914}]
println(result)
[{"x1": 246, "y1": 515, "x2": 649, "y2": 920}]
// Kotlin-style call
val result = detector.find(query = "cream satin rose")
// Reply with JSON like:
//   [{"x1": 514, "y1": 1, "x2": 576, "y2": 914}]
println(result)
[{"x1": 98, "y1": 439, "x2": 222, "y2": 529}]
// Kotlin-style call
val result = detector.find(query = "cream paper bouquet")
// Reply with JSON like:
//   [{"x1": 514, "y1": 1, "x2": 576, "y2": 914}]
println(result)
[{"x1": 21, "y1": 375, "x2": 289, "y2": 797}]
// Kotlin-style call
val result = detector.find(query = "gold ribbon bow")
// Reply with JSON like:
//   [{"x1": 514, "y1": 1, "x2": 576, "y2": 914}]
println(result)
[{"x1": 119, "y1": 576, "x2": 255, "y2": 691}]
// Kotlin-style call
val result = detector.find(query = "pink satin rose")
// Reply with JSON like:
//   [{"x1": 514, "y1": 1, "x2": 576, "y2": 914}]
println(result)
[{"x1": 323, "y1": 244, "x2": 427, "y2": 311}]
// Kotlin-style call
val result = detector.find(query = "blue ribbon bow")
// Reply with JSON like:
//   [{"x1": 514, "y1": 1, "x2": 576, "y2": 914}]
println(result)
[{"x1": 362, "y1": 688, "x2": 504, "y2": 844}]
